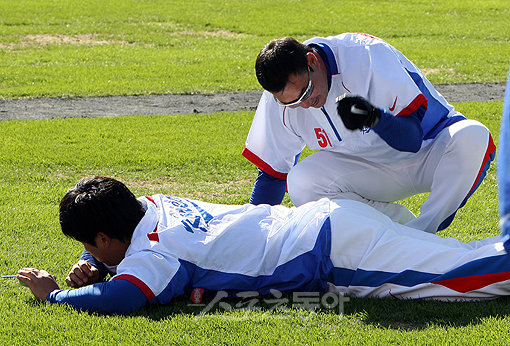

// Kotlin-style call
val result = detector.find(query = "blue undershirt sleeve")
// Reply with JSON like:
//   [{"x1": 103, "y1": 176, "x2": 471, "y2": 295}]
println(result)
[
  {"x1": 249, "y1": 169, "x2": 287, "y2": 205},
  {"x1": 372, "y1": 107, "x2": 425, "y2": 153},
  {"x1": 46, "y1": 279, "x2": 148, "y2": 314},
  {"x1": 80, "y1": 250, "x2": 109, "y2": 281}
]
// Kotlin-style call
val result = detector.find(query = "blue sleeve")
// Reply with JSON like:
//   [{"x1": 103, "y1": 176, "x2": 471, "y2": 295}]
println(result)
[
  {"x1": 372, "y1": 107, "x2": 425, "y2": 153},
  {"x1": 46, "y1": 278, "x2": 148, "y2": 314},
  {"x1": 80, "y1": 250, "x2": 109, "y2": 281},
  {"x1": 499, "y1": 65, "x2": 510, "y2": 250},
  {"x1": 249, "y1": 169, "x2": 287, "y2": 205}
]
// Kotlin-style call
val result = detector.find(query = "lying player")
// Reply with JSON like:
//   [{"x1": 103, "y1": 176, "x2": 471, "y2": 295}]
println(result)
[{"x1": 17, "y1": 173, "x2": 510, "y2": 314}]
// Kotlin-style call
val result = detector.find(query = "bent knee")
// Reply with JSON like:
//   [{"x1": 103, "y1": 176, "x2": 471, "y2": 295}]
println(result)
[
  {"x1": 450, "y1": 119, "x2": 490, "y2": 147},
  {"x1": 446, "y1": 120, "x2": 491, "y2": 160},
  {"x1": 287, "y1": 164, "x2": 324, "y2": 206}
]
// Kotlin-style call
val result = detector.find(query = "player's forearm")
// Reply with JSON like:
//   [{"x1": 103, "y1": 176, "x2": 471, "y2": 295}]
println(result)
[
  {"x1": 46, "y1": 279, "x2": 147, "y2": 314},
  {"x1": 249, "y1": 169, "x2": 286, "y2": 205},
  {"x1": 373, "y1": 108, "x2": 424, "y2": 152}
]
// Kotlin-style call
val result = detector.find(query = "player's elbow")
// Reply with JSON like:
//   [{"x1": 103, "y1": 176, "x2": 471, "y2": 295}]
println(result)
[
  {"x1": 98, "y1": 279, "x2": 149, "y2": 314},
  {"x1": 406, "y1": 140, "x2": 422, "y2": 153},
  {"x1": 407, "y1": 127, "x2": 424, "y2": 152},
  {"x1": 108, "y1": 300, "x2": 147, "y2": 314}
]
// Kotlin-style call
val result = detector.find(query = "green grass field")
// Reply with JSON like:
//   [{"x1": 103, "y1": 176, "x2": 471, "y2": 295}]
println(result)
[
  {"x1": 1, "y1": 0, "x2": 510, "y2": 344},
  {"x1": 0, "y1": 103, "x2": 507, "y2": 344},
  {"x1": 0, "y1": 0, "x2": 509, "y2": 98}
]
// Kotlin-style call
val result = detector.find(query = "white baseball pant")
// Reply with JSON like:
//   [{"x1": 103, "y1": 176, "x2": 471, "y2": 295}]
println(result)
[
  {"x1": 328, "y1": 199, "x2": 509, "y2": 300},
  {"x1": 287, "y1": 119, "x2": 494, "y2": 233}
]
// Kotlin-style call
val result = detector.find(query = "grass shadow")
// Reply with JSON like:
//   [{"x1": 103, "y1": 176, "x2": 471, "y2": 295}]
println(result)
[
  {"x1": 123, "y1": 291, "x2": 510, "y2": 330},
  {"x1": 344, "y1": 295, "x2": 510, "y2": 330}
]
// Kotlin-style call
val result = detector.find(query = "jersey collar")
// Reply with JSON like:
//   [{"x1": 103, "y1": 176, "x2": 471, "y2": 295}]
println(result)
[{"x1": 308, "y1": 43, "x2": 338, "y2": 91}]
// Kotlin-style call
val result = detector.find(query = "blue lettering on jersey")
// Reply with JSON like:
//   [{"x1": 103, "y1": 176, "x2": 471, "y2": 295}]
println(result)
[
  {"x1": 162, "y1": 196, "x2": 214, "y2": 233},
  {"x1": 181, "y1": 216, "x2": 209, "y2": 233}
]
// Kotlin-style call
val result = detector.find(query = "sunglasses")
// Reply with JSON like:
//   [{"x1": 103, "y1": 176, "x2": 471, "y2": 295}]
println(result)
[{"x1": 274, "y1": 66, "x2": 314, "y2": 107}]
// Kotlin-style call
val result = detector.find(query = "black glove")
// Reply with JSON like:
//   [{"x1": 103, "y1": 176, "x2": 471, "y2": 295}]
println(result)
[{"x1": 335, "y1": 94, "x2": 381, "y2": 130}]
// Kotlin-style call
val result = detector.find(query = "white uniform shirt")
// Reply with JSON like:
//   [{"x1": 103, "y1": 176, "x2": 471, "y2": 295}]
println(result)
[{"x1": 112, "y1": 195, "x2": 336, "y2": 303}]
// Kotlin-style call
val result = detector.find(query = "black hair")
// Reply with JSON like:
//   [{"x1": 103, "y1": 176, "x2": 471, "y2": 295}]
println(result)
[
  {"x1": 59, "y1": 176, "x2": 145, "y2": 245},
  {"x1": 255, "y1": 37, "x2": 313, "y2": 93}
]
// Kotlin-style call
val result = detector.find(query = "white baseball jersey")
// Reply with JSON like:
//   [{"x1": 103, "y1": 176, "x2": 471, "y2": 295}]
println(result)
[
  {"x1": 112, "y1": 195, "x2": 335, "y2": 302},
  {"x1": 243, "y1": 32, "x2": 465, "y2": 178},
  {"x1": 113, "y1": 195, "x2": 510, "y2": 303}
]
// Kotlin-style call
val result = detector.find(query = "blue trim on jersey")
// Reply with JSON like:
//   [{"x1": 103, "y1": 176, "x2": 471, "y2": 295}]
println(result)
[
  {"x1": 437, "y1": 149, "x2": 495, "y2": 231},
  {"x1": 321, "y1": 107, "x2": 342, "y2": 142},
  {"x1": 329, "y1": 254, "x2": 510, "y2": 288},
  {"x1": 153, "y1": 264, "x2": 191, "y2": 305},
  {"x1": 405, "y1": 69, "x2": 465, "y2": 139},
  {"x1": 308, "y1": 43, "x2": 338, "y2": 90},
  {"x1": 499, "y1": 65, "x2": 510, "y2": 251},
  {"x1": 328, "y1": 267, "x2": 355, "y2": 287},
  {"x1": 158, "y1": 218, "x2": 333, "y2": 299},
  {"x1": 47, "y1": 278, "x2": 147, "y2": 314}
]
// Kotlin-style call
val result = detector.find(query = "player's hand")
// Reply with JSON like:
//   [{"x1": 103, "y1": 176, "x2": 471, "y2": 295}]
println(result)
[
  {"x1": 17, "y1": 268, "x2": 59, "y2": 301},
  {"x1": 336, "y1": 94, "x2": 381, "y2": 130},
  {"x1": 65, "y1": 260, "x2": 100, "y2": 288}
]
